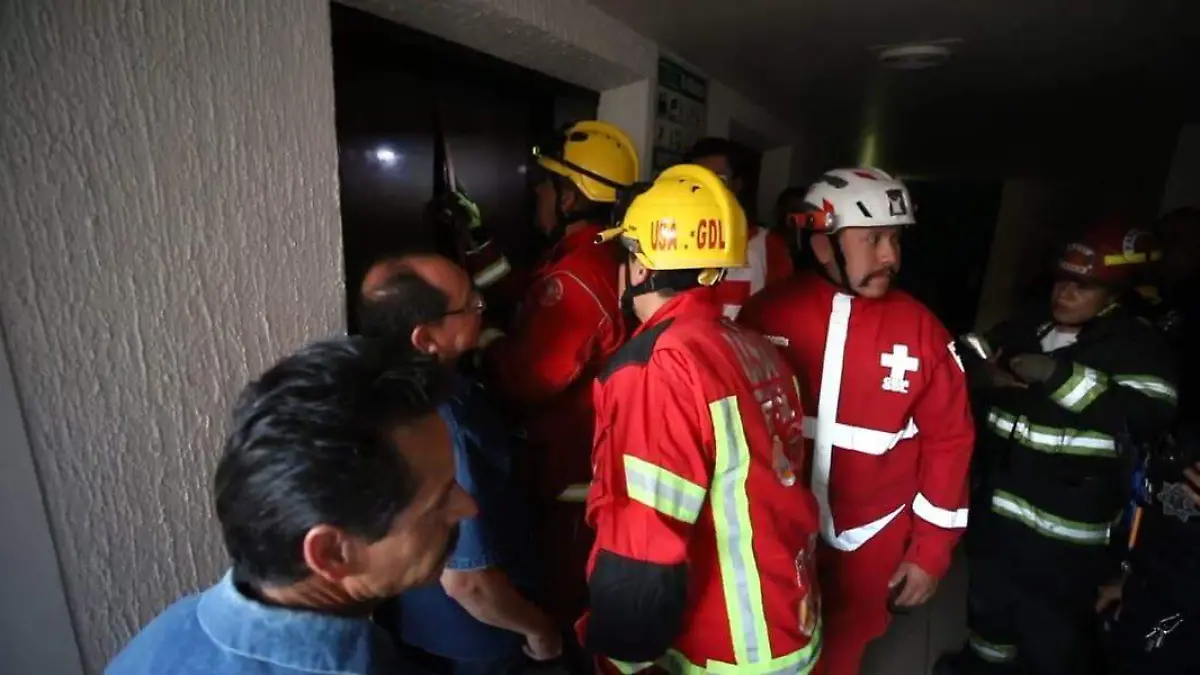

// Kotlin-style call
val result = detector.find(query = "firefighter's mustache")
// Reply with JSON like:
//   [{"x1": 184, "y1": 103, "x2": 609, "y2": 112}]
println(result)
[{"x1": 859, "y1": 267, "x2": 898, "y2": 287}]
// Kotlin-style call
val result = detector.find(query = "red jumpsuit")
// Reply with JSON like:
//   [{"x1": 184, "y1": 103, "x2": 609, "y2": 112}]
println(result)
[
  {"x1": 481, "y1": 222, "x2": 626, "y2": 622},
  {"x1": 583, "y1": 289, "x2": 823, "y2": 674},
  {"x1": 704, "y1": 226, "x2": 793, "y2": 319},
  {"x1": 740, "y1": 272, "x2": 974, "y2": 675}
]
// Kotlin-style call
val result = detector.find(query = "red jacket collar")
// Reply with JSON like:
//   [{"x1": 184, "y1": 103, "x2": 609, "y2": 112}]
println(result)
[
  {"x1": 634, "y1": 287, "x2": 723, "y2": 337},
  {"x1": 551, "y1": 222, "x2": 604, "y2": 257}
]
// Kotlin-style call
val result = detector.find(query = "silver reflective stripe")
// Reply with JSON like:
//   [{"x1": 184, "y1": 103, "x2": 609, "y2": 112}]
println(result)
[
  {"x1": 968, "y1": 632, "x2": 1016, "y2": 663},
  {"x1": 710, "y1": 396, "x2": 766, "y2": 664},
  {"x1": 1113, "y1": 375, "x2": 1178, "y2": 403},
  {"x1": 985, "y1": 409, "x2": 1116, "y2": 458},
  {"x1": 623, "y1": 455, "x2": 706, "y2": 524},
  {"x1": 991, "y1": 491, "x2": 1110, "y2": 545},
  {"x1": 963, "y1": 333, "x2": 992, "y2": 360},
  {"x1": 472, "y1": 256, "x2": 512, "y2": 288}
]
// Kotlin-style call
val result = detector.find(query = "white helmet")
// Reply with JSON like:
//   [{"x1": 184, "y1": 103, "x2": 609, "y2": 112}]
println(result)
[{"x1": 794, "y1": 167, "x2": 915, "y2": 233}]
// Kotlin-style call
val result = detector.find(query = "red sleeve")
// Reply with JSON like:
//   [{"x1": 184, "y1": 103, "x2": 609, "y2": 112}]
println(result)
[
  {"x1": 737, "y1": 285, "x2": 780, "y2": 339},
  {"x1": 904, "y1": 324, "x2": 975, "y2": 579},
  {"x1": 764, "y1": 230, "x2": 794, "y2": 287},
  {"x1": 588, "y1": 350, "x2": 712, "y2": 568},
  {"x1": 482, "y1": 271, "x2": 611, "y2": 406}
]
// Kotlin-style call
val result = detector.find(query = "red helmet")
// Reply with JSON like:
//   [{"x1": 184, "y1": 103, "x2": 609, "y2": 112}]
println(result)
[{"x1": 1057, "y1": 222, "x2": 1162, "y2": 287}]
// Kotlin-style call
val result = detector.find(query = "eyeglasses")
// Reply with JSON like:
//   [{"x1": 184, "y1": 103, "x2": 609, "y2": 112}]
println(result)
[{"x1": 442, "y1": 290, "x2": 486, "y2": 317}]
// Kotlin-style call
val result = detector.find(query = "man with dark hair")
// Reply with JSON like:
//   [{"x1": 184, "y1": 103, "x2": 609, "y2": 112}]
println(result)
[
  {"x1": 682, "y1": 137, "x2": 793, "y2": 318},
  {"x1": 107, "y1": 337, "x2": 476, "y2": 675},
  {"x1": 360, "y1": 255, "x2": 562, "y2": 675}
]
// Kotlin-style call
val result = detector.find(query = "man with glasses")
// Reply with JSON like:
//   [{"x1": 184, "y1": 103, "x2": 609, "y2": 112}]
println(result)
[{"x1": 360, "y1": 254, "x2": 561, "y2": 675}]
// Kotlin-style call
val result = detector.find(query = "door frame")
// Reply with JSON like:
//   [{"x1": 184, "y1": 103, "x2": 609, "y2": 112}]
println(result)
[{"x1": 0, "y1": 326, "x2": 84, "y2": 674}]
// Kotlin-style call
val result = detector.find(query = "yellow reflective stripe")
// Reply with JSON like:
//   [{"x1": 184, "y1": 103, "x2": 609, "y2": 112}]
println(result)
[
  {"x1": 623, "y1": 455, "x2": 707, "y2": 524},
  {"x1": 710, "y1": 396, "x2": 771, "y2": 665},
  {"x1": 991, "y1": 490, "x2": 1111, "y2": 545},
  {"x1": 607, "y1": 658, "x2": 653, "y2": 674},
  {"x1": 704, "y1": 623, "x2": 822, "y2": 675},
  {"x1": 1103, "y1": 251, "x2": 1160, "y2": 266},
  {"x1": 471, "y1": 255, "x2": 512, "y2": 288},
  {"x1": 1049, "y1": 362, "x2": 1108, "y2": 412},
  {"x1": 557, "y1": 483, "x2": 591, "y2": 503},
  {"x1": 648, "y1": 626, "x2": 821, "y2": 675},
  {"x1": 1113, "y1": 375, "x2": 1178, "y2": 404}
]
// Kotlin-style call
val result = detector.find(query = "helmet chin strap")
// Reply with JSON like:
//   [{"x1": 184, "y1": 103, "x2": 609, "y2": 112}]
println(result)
[
  {"x1": 620, "y1": 261, "x2": 704, "y2": 325},
  {"x1": 547, "y1": 180, "x2": 613, "y2": 245},
  {"x1": 817, "y1": 232, "x2": 859, "y2": 296}
]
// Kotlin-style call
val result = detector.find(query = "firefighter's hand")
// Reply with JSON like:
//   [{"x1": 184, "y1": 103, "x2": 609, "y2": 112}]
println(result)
[
  {"x1": 979, "y1": 349, "x2": 1027, "y2": 389},
  {"x1": 1095, "y1": 579, "x2": 1124, "y2": 614},
  {"x1": 522, "y1": 625, "x2": 563, "y2": 662},
  {"x1": 1184, "y1": 462, "x2": 1200, "y2": 507},
  {"x1": 889, "y1": 562, "x2": 938, "y2": 607},
  {"x1": 1007, "y1": 354, "x2": 1059, "y2": 384}
]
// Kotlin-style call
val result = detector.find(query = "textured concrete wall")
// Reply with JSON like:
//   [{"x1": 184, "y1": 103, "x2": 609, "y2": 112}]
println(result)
[{"x1": 0, "y1": 0, "x2": 344, "y2": 671}]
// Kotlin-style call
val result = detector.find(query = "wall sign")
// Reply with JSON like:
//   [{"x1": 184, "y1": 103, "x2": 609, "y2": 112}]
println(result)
[{"x1": 654, "y1": 57, "x2": 708, "y2": 174}]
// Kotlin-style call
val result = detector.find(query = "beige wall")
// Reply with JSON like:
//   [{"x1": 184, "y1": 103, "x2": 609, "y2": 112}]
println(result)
[{"x1": 0, "y1": 0, "x2": 344, "y2": 670}]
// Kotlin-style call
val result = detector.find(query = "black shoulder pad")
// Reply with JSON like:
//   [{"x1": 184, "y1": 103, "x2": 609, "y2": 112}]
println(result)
[
  {"x1": 585, "y1": 549, "x2": 688, "y2": 663},
  {"x1": 598, "y1": 319, "x2": 674, "y2": 383}
]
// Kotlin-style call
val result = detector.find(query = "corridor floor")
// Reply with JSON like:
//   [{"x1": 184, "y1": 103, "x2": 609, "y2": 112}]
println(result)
[{"x1": 861, "y1": 551, "x2": 969, "y2": 675}]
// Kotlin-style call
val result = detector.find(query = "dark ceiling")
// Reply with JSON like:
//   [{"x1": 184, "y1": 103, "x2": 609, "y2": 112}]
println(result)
[
  {"x1": 590, "y1": 0, "x2": 1200, "y2": 173},
  {"x1": 589, "y1": 0, "x2": 1200, "y2": 117}
]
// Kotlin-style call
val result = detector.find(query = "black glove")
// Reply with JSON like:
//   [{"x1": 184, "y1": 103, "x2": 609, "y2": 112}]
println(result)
[
  {"x1": 430, "y1": 190, "x2": 511, "y2": 289},
  {"x1": 1006, "y1": 353, "x2": 1060, "y2": 385}
]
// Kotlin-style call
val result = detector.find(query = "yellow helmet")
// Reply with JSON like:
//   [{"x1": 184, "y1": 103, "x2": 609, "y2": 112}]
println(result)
[
  {"x1": 599, "y1": 164, "x2": 748, "y2": 281},
  {"x1": 534, "y1": 121, "x2": 639, "y2": 203}
]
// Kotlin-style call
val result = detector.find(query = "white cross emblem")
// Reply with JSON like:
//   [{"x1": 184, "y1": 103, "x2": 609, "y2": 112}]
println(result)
[{"x1": 881, "y1": 344, "x2": 919, "y2": 394}]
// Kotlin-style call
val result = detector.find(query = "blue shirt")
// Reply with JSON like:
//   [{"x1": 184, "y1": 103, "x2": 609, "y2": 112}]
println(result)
[
  {"x1": 107, "y1": 572, "x2": 405, "y2": 675},
  {"x1": 383, "y1": 375, "x2": 534, "y2": 661}
]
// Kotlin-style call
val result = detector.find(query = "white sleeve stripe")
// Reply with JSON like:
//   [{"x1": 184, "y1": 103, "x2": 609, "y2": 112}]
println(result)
[
  {"x1": 802, "y1": 416, "x2": 919, "y2": 456},
  {"x1": 913, "y1": 492, "x2": 969, "y2": 529}
]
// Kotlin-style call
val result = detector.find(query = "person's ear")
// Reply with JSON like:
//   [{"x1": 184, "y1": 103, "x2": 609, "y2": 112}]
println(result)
[
  {"x1": 411, "y1": 325, "x2": 439, "y2": 357},
  {"x1": 302, "y1": 525, "x2": 360, "y2": 582},
  {"x1": 629, "y1": 257, "x2": 650, "y2": 285},
  {"x1": 558, "y1": 185, "x2": 578, "y2": 213},
  {"x1": 731, "y1": 176, "x2": 744, "y2": 197},
  {"x1": 810, "y1": 233, "x2": 835, "y2": 265}
]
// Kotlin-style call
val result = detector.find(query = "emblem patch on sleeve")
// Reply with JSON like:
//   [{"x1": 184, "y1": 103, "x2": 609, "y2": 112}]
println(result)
[
  {"x1": 538, "y1": 277, "x2": 564, "y2": 307},
  {"x1": 1160, "y1": 481, "x2": 1200, "y2": 523}
]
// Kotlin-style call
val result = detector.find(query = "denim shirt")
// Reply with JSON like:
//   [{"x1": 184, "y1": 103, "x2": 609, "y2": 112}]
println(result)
[
  {"x1": 381, "y1": 374, "x2": 534, "y2": 661},
  {"x1": 107, "y1": 572, "x2": 406, "y2": 675}
]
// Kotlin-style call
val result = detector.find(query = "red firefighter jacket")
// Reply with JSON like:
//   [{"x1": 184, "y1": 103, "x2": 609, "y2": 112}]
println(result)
[
  {"x1": 704, "y1": 226, "x2": 794, "y2": 320},
  {"x1": 739, "y1": 272, "x2": 974, "y2": 579},
  {"x1": 582, "y1": 289, "x2": 823, "y2": 674},
  {"x1": 481, "y1": 223, "x2": 626, "y2": 499}
]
